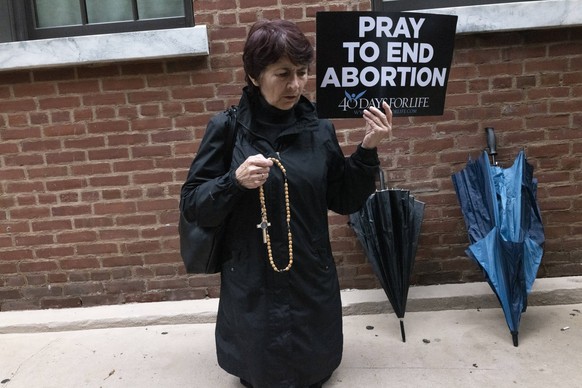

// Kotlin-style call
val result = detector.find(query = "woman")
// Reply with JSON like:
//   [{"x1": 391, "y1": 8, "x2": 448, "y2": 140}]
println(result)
[{"x1": 181, "y1": 19, "x2": 392, "y2": 388}]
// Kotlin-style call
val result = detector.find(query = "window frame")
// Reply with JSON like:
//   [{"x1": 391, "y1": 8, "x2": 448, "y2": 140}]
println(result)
[
  {"x1": 4, "y1": 0, "x2": 194, "y2": 42},
  {"x1": 371, "y1": 0, "x2": 582, "y2": 33},
  {"x1": 371, "y1": 0, "x2": 541, "y2": 12},
  {"x1": 0, "y1": 0, "x2": 28, "y2": 42}
]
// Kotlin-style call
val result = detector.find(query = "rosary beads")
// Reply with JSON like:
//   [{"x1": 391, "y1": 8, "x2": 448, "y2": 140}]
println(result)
[{"x1": 257, "y1": 157, "x2": 293, "y2": 272}]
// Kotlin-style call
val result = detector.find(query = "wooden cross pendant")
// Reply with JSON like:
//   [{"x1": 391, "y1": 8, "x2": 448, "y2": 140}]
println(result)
[{"x1": 256, "y1": 220, "x2": 271, "y2": 244}]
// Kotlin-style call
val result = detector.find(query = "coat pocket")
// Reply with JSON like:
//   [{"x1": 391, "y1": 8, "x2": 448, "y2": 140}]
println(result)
[{"x1": 309, "y1": 234, "x2": 334, "y2": 270}]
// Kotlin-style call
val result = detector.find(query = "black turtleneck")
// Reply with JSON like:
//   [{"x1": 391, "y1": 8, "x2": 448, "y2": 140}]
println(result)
[{"x1": 253, "y1": 94, "x2": 297, "y2": 146}]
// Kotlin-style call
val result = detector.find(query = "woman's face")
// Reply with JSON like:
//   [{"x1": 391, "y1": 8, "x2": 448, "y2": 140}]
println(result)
[{"x1": 252, "y1": 57, "x2": 308, "y2": 111}]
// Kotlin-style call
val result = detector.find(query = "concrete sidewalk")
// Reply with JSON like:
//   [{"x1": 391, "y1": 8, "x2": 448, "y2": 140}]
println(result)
[{"x1": 1, "y1": 276, "x2": 581, "y2": 387}]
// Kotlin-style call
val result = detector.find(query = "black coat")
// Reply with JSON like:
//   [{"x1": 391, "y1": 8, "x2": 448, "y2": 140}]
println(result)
[{"x1": 181, "y1": 89, "x2": 379, "y2": 387}]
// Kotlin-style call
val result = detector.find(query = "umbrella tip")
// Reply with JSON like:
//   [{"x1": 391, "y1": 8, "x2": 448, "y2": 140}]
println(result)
[
  {"x1": 400, "y1": 320, "x2": 406, "y2": 343},
  {"x1": 512, "y1": 332, "x2": 519, "y2": 347}
]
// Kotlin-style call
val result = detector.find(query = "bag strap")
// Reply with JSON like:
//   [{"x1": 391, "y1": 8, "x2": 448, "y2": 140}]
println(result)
[{"x1": 223, "y1": 105, "x2": 238, "y2": 169}]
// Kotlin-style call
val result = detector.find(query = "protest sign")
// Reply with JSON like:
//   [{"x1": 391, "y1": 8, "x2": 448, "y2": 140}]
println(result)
[{"x1": 316, "y1": 12, "x2": 458, "y2": 118}]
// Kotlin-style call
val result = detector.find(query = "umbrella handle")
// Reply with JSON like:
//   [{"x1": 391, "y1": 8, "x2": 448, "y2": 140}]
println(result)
[
  {"x1": 378, "y1": 167, "x2": 386, "y2": 190},
  {"x1": 485, "y1": 127, "x2": 498, "y2": 164}
]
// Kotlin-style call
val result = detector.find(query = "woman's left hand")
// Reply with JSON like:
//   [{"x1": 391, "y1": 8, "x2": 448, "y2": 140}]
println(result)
[{"x1": 361, "y1": 101, "x2": 392, "y2": 149}]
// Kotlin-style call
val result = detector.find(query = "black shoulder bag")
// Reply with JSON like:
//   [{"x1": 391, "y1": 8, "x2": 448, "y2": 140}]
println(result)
[{"x1": 179, "y1": 107, "x2": 238, "y2": 274}]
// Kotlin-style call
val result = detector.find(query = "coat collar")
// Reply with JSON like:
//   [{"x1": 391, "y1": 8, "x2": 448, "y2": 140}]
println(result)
[{"x1": 235, "y1": 87, "x2": 319, "y2": 138}]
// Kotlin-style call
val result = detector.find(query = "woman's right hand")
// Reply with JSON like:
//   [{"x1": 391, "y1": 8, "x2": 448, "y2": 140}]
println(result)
[{"x1": 235, "y1": 154, "x2": 273, "y2": 189}]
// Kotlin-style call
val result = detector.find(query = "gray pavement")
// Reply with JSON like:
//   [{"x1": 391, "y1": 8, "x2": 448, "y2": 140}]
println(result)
[{"x1": 1, "y1": 276, "x2": 582, "y2": 388}]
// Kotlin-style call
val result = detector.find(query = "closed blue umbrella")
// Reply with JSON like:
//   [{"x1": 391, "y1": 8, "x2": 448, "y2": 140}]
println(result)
[{"x1": 452, "y1": 143, "x2": 544, "y2": 346}]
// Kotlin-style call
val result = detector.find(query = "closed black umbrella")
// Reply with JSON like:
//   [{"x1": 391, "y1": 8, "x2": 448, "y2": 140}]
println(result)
[{"x1": 350, "y1": 170, "x2": 425, "y2": 342}]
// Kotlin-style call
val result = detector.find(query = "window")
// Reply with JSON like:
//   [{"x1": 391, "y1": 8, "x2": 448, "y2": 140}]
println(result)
[
  {"x1": 371, "y1": 0, "x2": 582, "y2": 33},
  {"x1": 0, "y1": 0, "x2": 207, "y2": 72},
  {"x1": 371, "y1": 0, "x2": 541, "y2": 12},
  {"x1": 0, "y1": 0, "x2": 22, "y2": 43},
  {"x1": 0, "y1": 0, "x2": 194, "y2": 42},
  {"x1": 0, "y1": 1, "x2": 11, "y2": 42}
]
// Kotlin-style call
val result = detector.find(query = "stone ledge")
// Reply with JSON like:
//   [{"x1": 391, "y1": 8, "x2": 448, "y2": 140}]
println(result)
[
  {"x1": 0, "y1": 25, "x2": 208, "y2": 72},
  {"x1": 1, "y1": 276, "x2": 581, "y2": 334}
]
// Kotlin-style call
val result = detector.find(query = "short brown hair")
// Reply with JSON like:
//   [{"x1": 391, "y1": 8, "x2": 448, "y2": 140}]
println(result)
[{"x1": 243, "y1": 19, "x2": 314, "y2": 91}]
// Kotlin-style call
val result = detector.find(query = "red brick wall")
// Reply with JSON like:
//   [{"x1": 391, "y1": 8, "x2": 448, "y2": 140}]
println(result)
[{"x1": 1, "y1": 1, "x2": 581, "y2": 310}]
